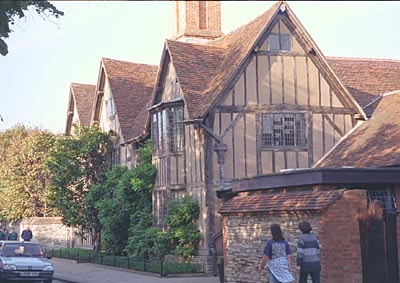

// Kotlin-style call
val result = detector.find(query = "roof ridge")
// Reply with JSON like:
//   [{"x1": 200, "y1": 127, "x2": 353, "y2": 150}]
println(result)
[
  {"x1": 166, "y1": 38, "x2": 226, "y2": 50},
  {"x1": 326, "y1": 56, "x2": 400, "y2": 62},
  {"x1": 71, "y1": 82, "x2": 95, "y2": 86},
  {"x1": 102, "y1": 57, "x2": 157, "y2": 67}
]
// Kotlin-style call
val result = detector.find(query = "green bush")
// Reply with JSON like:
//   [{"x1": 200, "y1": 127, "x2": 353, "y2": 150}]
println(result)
[{"x1": 166, "y1": 195, "x2": 202, "y2": 259}]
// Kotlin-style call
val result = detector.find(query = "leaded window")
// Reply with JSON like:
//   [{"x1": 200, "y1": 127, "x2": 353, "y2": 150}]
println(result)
[
  {"x1": 151, "y1": 106, "x2": 184, "y2": 155},
  {"x1": 262, "y1": 113, "x2": 307, "y2": 148},
  {"x1": 168, "y1": 107, "x2": 184, "y2": 152}
]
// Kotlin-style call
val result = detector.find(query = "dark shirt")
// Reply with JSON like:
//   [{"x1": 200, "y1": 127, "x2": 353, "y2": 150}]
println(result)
[
  {"x1": 7, "y1": 232, "x2": 18, "y2": 241},
  {"x1": 21, "y1": 229, "x2": 33, "y2": 241},
  {"x1": 264, "y1": 239, "x2": 292, "y2": 259}
]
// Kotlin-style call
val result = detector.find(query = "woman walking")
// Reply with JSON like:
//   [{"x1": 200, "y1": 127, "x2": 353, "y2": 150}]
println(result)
[{"x1": 258, "y1": 223, "x2": 294, "y2": 283}]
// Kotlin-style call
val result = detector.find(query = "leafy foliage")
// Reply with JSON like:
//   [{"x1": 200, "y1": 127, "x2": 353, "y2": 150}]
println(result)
[
  {"x1": 0, "y1": 125, "x2": 57, "y2": 220},
  {"x1": 166, "y1": 195, "x2": 202, "y2": 259},
  {"x1": 94, "y1": 140, "x2": 157, "y2": 256},
  {"x1": 0, "y1": 1, "x2": 63, "y2": 55},
  {"x1": 45, "y1": 125, "x2": 114, "y2": 251}
]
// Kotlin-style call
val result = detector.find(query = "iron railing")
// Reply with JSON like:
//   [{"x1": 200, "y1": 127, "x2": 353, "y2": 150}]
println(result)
[{"x1": 48, "y1": 249, "x2": 204, "y2": 277}]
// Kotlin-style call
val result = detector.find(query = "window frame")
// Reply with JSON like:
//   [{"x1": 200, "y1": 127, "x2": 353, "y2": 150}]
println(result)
[
  {"x1": 268, "y1": 33, "x2": 291, "y2": 52},
  {"x1": 106, "y1": 97, "x2": 116, "y2": 119},
  {"x1": 261, "y1": 112, "x2": 307, "y2": 149},
  {"x1": 168, "y1": 106, "x2": 184, "y2": 153},
  {"x1": 151, "y1": 103, "x2": 184, "y2": 156}
]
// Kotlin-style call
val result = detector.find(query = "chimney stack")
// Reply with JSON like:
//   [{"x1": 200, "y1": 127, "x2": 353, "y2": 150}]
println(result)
[{"x1": 172, "y1": 1, "x2": 224, "y2": 44}]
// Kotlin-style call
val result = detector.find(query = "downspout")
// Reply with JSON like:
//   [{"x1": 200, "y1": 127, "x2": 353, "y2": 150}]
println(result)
[
  {"x1": 209, "y1": 230, "x2": 222, "y2": 276},
  {"x1": 187, "y1": 119, "x2": 226, "y2": 276}
]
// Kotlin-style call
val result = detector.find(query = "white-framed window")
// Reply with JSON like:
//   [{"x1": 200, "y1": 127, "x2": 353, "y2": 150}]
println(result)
[
  {"x1": 268, "y1": 33, "x2": 291, "y2": 51},
  {"x1": 261, "y1": 112, "x2": 306, "y2": 148}
]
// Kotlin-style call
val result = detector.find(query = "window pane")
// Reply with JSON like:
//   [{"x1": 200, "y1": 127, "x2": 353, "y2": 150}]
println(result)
[
  {"x1": 152, "y1": 114, "x2": 158, "y2": 154},
  {"x1": 159, "y1": 112, "x2": 164, "y2": 154},
  {"x1": 280, "y1": 34, "x2": 291, "y2": 51},
  {"x1": 169, "y1": 107, "x2": 184, "y2": 152},
  {"x1": 261, "y1": 112, "x2": 307, "y2": 148},
  {"x1": 262, "y1": 114, "x2": 272, "y2": 146},
  {"x1": 268, "y1": 34, "x2": 280, "y2": 51},
  {"x1": 368, "y1": 190, "x2": 397, "y2": 211},
  {"x1": 295, "y1": 113, "x2": 307, "y2": 147},
  {"x1": 273, "y1": 114, "x2": 284, "y2": 146},
  {"x1": 106, "y1": 98, "x2": 115, "y2": 118},
  {"x1": 284, "y1": 114, "x2": 295, "y2": 146}
]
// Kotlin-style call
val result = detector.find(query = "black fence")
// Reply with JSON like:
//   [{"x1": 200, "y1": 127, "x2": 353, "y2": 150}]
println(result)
[{"x1": 48, "y1": 249, "x2": 204, "y2": 277}]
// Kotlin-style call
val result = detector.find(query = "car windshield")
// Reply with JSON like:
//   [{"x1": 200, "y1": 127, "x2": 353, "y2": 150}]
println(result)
[{"x1": 0, "y1": 243, "x2": 44, "y2": 257}]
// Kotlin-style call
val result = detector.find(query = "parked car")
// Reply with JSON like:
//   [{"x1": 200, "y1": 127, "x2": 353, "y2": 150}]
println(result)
[{"x1": 0, "y1": 241, "x2": 53, "y2": 283}]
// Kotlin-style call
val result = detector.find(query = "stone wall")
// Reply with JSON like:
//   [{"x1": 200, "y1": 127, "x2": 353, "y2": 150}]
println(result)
[
  {"x1": 223, "y1": 212, "x2": 318, "y2": 283},
  {"x1": 7, "y1": 217, "x2": 92, "y2": 250},
  {"x1": 221, "y1": 189, "x2": 366, "y2": 283}
]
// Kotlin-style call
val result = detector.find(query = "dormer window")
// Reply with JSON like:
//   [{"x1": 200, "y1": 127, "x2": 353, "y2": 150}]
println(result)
[{"x1": 268, "y1": 33, "x2": 291, "y2": 51}]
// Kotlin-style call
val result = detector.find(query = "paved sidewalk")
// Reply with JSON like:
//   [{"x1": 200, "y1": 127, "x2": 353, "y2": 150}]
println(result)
[{"x1": 52, "y1": 258, "x2": 220, "y2": 283}]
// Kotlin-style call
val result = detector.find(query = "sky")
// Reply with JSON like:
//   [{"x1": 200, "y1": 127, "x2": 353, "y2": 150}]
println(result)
[{"x1": 0, "y1": 1, "x2": 399, "y2": 134}]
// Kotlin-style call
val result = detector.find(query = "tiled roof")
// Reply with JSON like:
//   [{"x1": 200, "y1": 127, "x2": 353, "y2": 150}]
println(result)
[
  {"x1": 102, "y1": 58, "x2": 158, "y2": 141},
  {"x1": 327, "y1": 57, "x2": 400, "y2": 115},
  {"x1": 316, "y1": 91, "x2": 400, "y2": 168},
  {"x1": 166, "y1": 40, "x2": 226, "y2": 117},
  {"x1": 219, "y1": 189, "x2": 344, "y2": 214},
  {"x1": 166, "y1": 2, "x2": 280, "y2": 119},
  {"x1": 70, "y1": 83, "x2": 96, "y2": 127}
]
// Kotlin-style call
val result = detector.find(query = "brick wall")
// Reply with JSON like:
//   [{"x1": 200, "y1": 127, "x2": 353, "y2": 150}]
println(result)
[
  {"x1": 221, "y1": 189, "x2": 366, "y2": 283},
  {"x1": 395, "y1": 186, "x2": 400, "y2": 280},
  {"x1": 318, "y1": 189, "x2": 366, "y2": 283}
]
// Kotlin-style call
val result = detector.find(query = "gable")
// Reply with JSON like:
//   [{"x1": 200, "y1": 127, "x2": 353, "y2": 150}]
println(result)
[
  {"x1": 165, "y1": 1, "x2": 365, "y2": 120},
  {"x1": 97, "y1": 58, "x2": 158, "y2": 142},
  {"x1": 65, "y1": 83, "x2": 95, "y2": 135},
  {"x1": 217, "y1": 10, "x2": 360, "y2": 115},
  {"x1": 159, "y1": 62, "x2": 182, "y2": 102}
]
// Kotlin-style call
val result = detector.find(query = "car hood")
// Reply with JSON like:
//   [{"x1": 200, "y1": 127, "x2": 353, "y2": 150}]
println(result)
[{"x1": 1, "y1": 257, "x2": 52, "y2": 268}]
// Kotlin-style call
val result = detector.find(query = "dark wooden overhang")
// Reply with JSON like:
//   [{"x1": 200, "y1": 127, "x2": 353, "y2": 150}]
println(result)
[
  {"x1": 231, "y1": 167, "x2": 400, "y2": 193},
  {"x1": 148, "y1": 97, "x2": 184, "y2": 114}
]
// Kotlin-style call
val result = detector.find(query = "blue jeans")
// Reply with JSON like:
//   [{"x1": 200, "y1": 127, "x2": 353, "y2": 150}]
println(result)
[{"x1": 299, "y1": 271, "x2": 320, "y2": 283}]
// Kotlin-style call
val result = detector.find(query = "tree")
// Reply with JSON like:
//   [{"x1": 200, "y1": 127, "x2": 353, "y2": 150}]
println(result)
[
  {"x1": 0, "y1": 125, "x2": 57, "y2": 221},
  {"x1": 0, "y1": 1, "x2": 63, "y2": 55},
  {"x1": 93, "y1": 140, "x2": 157, "y2": 256},
  {"x1": 45, "y1": 125, "x2": 114, "y2": 252}
]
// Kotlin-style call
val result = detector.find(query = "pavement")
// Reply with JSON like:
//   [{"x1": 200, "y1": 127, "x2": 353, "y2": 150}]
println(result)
[{"x1": 52, "y1": 258, "x2": 220, "y2": 283}]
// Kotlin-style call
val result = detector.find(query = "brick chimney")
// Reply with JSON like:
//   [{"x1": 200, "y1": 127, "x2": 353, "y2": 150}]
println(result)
[{"x1": 172, "y1": 1, "x2": 224, "y2": 43}]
